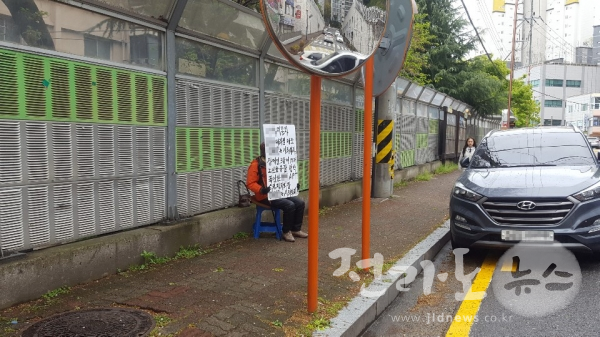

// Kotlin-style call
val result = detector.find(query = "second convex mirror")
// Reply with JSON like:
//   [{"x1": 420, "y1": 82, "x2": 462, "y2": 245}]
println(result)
[{"x1": 260, "y1": 0, "x2": 388, "y2": 77}]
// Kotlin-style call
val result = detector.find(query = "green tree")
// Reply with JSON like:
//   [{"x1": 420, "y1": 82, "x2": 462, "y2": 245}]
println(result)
[
  {"x1": 2, "y1": 0, "x2": 54, "y2": 50},
  {"x1": 511, "y1": 76, "x2": 541, "y2": 127},
  {"x1": 414, "y1": 0, "x2": 477, "y2": 92},
  {"x1": 447, "y1": 56, "x2": 509, "y2": 117},
  {"x1": 399, "y1": 13, "x2": 434, "y2": 85}
]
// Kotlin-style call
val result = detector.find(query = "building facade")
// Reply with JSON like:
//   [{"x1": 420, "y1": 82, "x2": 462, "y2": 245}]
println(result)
[
  {"x1": 466, "y1": 0, "x2": 599, "y2": 65},
  {"x1": 514, "y1": 62, "x2": 600, "y2": 125}
]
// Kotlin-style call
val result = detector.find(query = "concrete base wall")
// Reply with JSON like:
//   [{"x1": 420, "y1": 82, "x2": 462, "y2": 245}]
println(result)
[{"x1": 0, "y1": 161, "x2": 442, "y2": 310}]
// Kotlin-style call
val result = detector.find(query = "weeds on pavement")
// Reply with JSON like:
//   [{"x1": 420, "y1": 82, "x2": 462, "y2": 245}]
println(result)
[
  {"x1": 415, "y1": 172, "x2": 432, "y2": 181},
  {"x1": 434, "y1": 163, "x2": 458, "y2": 174},
  {"x1": 42, "y1": 286, "x2": 71, "y2": 302},
  {"x1": 125, "y1": 245, "x2": 210, "y2": 274},
  {"x1": 393, "y1": 180, "x2": 408, "y2": 188}
]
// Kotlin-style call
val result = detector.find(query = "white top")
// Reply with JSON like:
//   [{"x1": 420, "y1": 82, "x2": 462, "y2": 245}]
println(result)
[{"x1": 459, "y1": 146, "x2": 476, "y2": 167}]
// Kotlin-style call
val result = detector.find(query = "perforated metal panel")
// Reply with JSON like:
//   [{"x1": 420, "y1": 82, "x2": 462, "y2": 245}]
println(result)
[
  {"x1": 76, "y1": 125, "x2": 95, "y2": 178},
  {"x1": 176, "y1": 174, "x2": 188, "y2": 216},
  {"x1": 98, "y1": 180, "x2": 116, "y2": 233},
  {"x1": 152, "y1": 175, "x2": 166, "y2": 221},
  {"x1": 53, "y1": 184, "x2": 74, "y2": 241},
  {"x1": 353, "y1": 133, "x2": 364, "y2": 178},
  {"x1": 117, "y1": 127, "x2": 134, "y2": 175},
  {"x1": 188, "y1": 172, "x2": 201, "y2": 215},
  {"x1": 77, "y1": 182, "x2": 96, "y2": 237},
  {"x1": 52, "y1": 123, "x2": 73, "y2": 180},
  {"x1": 152, "y1": 128, "x2": 166, "y2": 173},
  {"x1": 0, "y1": 121, "x2": 22, "y2": 184},
  {"x1": 136, "y1": 127, "x2": 151, "y2": 174},
  {"x1": 0, "y1": 188, "x2": 23, "y2": 251},
  {"x1": 176, "y1": 79, "x2": 259, "y2": 128},
  {"x1": 416, "y1": 117, "x2": 429, "y2": 134},
  {"x1": 136, "y1": 178, "x2": 151, "y2": 224},
  {"x1": 97, "y1": 125, "x2": 115, "y2": 177},
  {"x1": 400, "y1": 134, "x2": 415, "y2": 151},
  {"x1": 27, "y1": 122, "x2": 49, "y2": 182},
  {"x1": 415, "y1": 148, "x2": 428, "y2": 165},
  {"x1": 27, "y1": 186, "x2": 50, "y2": 246},
  {"x1": 117, "y1": 179, "x2": 134, "y2": 228}
]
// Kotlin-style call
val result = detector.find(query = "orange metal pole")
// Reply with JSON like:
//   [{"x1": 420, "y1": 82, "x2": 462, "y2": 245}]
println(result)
[
  {"x1": 308, "y1": 75, "x2": 321, "y2": 313},
  {"x1": 362, "y1": 57, "x2": 374, "y2": 266}
]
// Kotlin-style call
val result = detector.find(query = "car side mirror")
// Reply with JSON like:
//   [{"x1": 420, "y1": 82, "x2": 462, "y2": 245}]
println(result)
[{"x1": 460, "y1": 157, "x2": 470, "y2": 168}]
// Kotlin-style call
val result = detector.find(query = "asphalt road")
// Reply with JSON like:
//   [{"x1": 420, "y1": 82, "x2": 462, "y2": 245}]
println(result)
[{"x1": 362, "y1": 243, "x2": 600, "y2": 337}]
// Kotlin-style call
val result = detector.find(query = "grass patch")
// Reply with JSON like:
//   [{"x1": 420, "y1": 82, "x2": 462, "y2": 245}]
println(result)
[
  {"x1": 271, "y1": 319, "x2": 283, "y2": 327},
  {"x1": 125, "y1": 245, "x2": 210, "y2": 273},
  {"x1": 415, "y1": 172, "x2": 432, "y2": 181},
  {"x1": 42, "y1": 286, "x2": 70, "y2": 301},
  {"x1": 434, "y1": 163, "x2": 458, "y2": 174},
  {"x1": 233, "y1": 232, "x2": 249, "y2": 239},
  {"x1": 154, "y1": 314, "x2": 172, "y2": 328},
  {"x1": 174, "y1": 245, "x2": 209, "y2": 259},
  {"x1": 393, "y1": 180, "x2": 408, "y2": 188},
  {"x1": 287, "y1": 296, "x2": 351, "y2": 336},
  {"x1": 319, "y1": 206, "x2": 333, "y2": 215}
]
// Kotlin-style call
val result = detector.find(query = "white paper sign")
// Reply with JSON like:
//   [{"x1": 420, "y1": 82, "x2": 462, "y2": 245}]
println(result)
[{"x1": 263, "y1": 124, "x2": 299, "y2": 200}]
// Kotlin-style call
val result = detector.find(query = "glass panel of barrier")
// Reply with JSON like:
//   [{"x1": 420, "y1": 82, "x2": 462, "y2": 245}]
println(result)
[
  {"x1": 176, "y1": 37, "x2": 257, "y2": 87},
  {"x1": 180, "y1": 0, "x2": 267, "y2": 51},
  {"x1": 0, "y1": 0, "x2": 164, "y2": 70},
  {"x1": 87, "y1": 0, "x2": 177, "y2": 21}
]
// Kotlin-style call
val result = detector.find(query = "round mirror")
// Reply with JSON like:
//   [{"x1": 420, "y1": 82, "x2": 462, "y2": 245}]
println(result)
[{"x1": 260, "y1": 0, "x2": 389, "y2": 77}]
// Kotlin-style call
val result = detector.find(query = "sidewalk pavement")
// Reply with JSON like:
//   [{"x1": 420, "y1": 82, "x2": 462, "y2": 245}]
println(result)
[{"x1": 0, "y1": 169, "x2": 461, "y2": 337}]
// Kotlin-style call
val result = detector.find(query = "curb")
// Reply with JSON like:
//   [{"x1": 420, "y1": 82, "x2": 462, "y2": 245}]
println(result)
[{"x1": 313, "y1": 220, "x2": 451, "y2": 337}]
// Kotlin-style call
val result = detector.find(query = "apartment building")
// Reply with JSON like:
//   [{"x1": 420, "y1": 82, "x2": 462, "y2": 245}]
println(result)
[{"x1": 514, "y1": 62, "x2": 600, "y2": 125}]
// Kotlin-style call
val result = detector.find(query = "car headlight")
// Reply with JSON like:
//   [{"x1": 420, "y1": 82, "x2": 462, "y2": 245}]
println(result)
[
  {"x1": 572, "y1": 181, "x2": 600, "y2": 202},
  {"x1": 453, "y1": 182, "x2": 483, "y2": 202}
]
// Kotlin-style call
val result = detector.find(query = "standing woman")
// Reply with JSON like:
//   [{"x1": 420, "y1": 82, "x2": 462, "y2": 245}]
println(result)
[{"x1": 458, "y1": 137, "x2": 477, "y2": 169}]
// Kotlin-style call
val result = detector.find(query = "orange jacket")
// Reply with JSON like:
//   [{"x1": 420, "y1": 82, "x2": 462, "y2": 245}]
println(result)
[{"x1": 246, "y1": 157, "x2": 268, "y2": 201}]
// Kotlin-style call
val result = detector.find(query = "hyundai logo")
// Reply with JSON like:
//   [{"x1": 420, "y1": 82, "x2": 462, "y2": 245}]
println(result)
[{"x1": 517, "y1": 201, "x2": 536, "y2": 210}]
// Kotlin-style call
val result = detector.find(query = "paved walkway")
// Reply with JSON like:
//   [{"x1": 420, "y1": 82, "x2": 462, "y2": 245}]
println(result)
[{"x1": 0, "y1": 169, "x2": 461, "y2": 337}]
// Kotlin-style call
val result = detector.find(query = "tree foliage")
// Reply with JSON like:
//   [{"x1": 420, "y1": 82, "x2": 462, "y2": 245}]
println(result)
[
  {"x1": 399, "y1": 13, "x2": 434, "y2": 86},
  {"x1": 402, "y1": 0, "x2": 539, "y2": 122},
  {"x1": 511, "y1": 76, "x2": 541, "y2": 127},
  {"x1": 2, "y1": 0, "x2": 54, "y2": 50}
]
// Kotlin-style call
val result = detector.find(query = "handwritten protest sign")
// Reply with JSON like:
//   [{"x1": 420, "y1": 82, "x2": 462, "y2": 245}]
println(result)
[{"x1": 263, "y1": 124, "x2": 299, "y2": 200}]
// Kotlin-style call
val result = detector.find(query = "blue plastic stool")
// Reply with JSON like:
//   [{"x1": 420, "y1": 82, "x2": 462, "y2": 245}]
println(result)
[{"x1": 251, "y1": 196, "x2": 283, "y2": 240}]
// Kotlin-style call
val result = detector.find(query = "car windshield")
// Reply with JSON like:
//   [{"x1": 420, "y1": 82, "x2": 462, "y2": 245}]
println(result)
[{"x1": 470, "y1": 132, "x2": 596, "y2": 168}]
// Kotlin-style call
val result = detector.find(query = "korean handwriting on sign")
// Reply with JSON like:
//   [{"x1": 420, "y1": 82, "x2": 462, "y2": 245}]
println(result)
[
  {"x1": 504, "y1": 258, "x2": 574, "y2": 296},
  {"x1": 263, "y1": 124, "x2": 299, "y2": 200}
]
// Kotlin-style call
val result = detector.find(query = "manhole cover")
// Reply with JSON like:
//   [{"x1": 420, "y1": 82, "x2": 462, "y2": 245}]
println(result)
[{"x1": 22, "y1": 308, "x2": 155, "y2": 337}]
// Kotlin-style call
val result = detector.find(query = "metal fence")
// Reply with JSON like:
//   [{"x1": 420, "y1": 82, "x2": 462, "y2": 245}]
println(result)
[{"x1": 0, "y1": 0, "x2": 499, "y2": 253}]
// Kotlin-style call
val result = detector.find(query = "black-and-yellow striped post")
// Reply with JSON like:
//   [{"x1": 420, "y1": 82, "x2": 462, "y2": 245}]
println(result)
[{"x1": 376, "y1": 120, "x2": 393, "y2": 164}]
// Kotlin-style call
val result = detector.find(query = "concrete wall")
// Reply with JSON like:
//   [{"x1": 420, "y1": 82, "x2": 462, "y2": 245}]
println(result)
[{"x1": 0, "y1": 161, "x2": 442, "y2": 310}]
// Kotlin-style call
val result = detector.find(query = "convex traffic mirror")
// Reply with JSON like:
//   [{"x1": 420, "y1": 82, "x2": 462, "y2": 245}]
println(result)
[{"x1": 260, "y1": 0, "x2": 389, "y2": 77}]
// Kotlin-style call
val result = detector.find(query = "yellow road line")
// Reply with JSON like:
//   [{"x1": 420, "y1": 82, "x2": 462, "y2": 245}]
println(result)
[{"x1": 446, "y1": 253, "x2": 499, "y2": 337}]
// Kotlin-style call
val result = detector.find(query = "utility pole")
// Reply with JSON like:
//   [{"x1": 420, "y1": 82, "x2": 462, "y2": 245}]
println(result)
[
  {"x1": 507, "y1": 0, "x2": 520, "y2": 128},
  {"x1": 527, "y1": 0, "x2": 533, "y2": 83}
]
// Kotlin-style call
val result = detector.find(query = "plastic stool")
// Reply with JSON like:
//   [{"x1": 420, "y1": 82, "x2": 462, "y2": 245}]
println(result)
[{"x1": 251, "y1": 197, "x2": 283, "y2": 240}]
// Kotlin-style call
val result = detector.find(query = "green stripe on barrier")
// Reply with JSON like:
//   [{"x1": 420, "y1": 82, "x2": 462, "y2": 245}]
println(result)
[
  {"x1": 0, "y1": 47, "x2": 166, "y2": 126},
  {"x1": 176, "y1": 127, "x2": 261, "y2": 173}
]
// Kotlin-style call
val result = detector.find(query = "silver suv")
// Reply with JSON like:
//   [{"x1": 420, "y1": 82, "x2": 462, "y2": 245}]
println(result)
[{"x1": 450, "y1": 126, "x2": 600, "y2": 253}]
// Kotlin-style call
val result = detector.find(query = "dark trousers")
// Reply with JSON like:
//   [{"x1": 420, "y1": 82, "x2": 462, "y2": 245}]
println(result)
[{"x1": 265, "y1": 197, "x2": 305, "y2": 233}]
